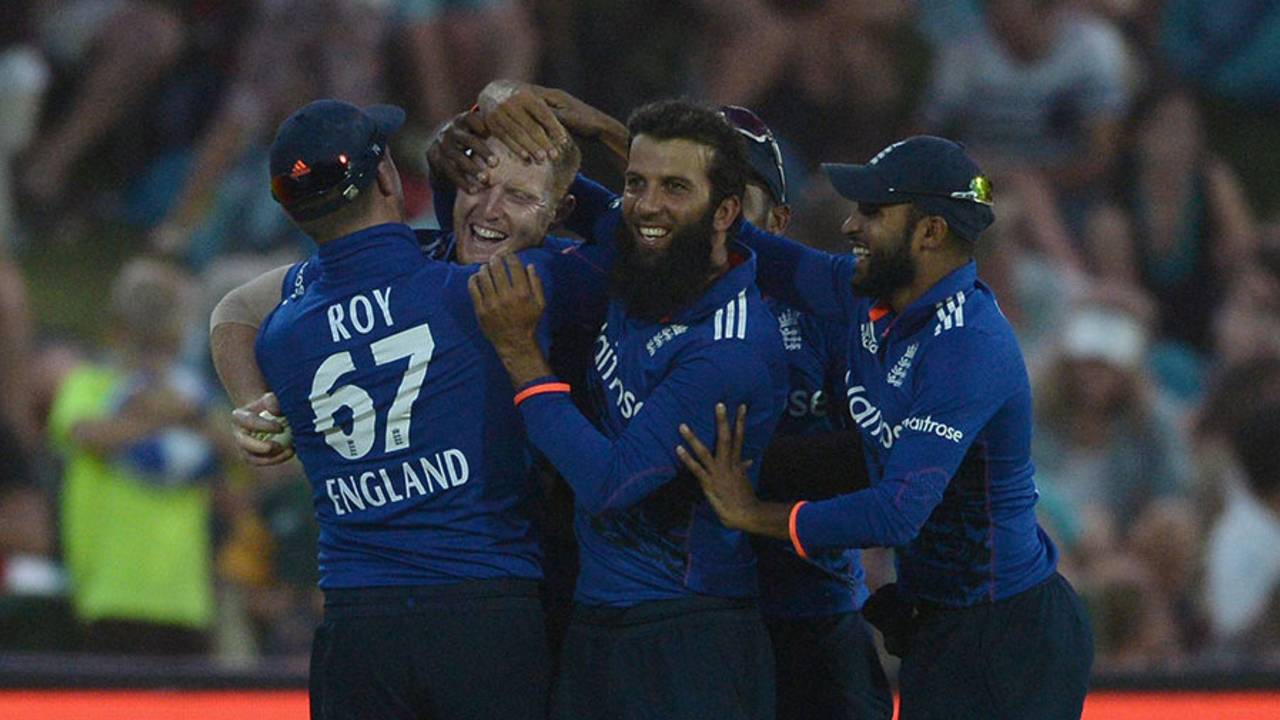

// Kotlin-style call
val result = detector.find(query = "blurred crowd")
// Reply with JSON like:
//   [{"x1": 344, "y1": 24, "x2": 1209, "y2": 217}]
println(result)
[{"x1": 1, "y1": 0, "x2": 1278, "y2": 673}]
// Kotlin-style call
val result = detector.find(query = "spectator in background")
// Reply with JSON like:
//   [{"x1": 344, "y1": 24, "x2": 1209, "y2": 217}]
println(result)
[
  {"x1": 1160, "y1": 0, "x2": 1280, "y2": 215},
  {"x1": 1086, "y1": 553, "x2": 1182, "y2": 670},
  {"x1": 721, "y1": 2, "x2": 927, "y2": 170},
  {"x1": 0, "y1": 419, "x2": 73, "y2": 652},
  {"x1": 1033, "y1": 291, "x2": 1189, "y2": 557},
  {"x1": 1116, "y1": 88, "x2": 1257, "y2": 358},
  {"x1": 47, "y1": 258, "x2": 230, "y2": 655},
  {"x1": 1204, "y1": 401, "x2": 1280, "y2": 658},
  {"x1": 0, "y1": 2, "x2": 48, "y2": 249},
  {"x1": 149, "y1": 0, "x2": 390, "y2": 267},
  {"x1": 917, "y1": 0, "x2": 1132, "y2": 225},
  {"x1": 20, "y1": 1, "x2": 185, "y2": 211},
  {"x1": 395, "y1": 0, "x2": 540, "y2": 131}
]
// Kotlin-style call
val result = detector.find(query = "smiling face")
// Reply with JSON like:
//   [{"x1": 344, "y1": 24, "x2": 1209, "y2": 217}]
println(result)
[
  {"x1": 453, "y1": 138, "x2": 559, "y2": 264},
  {"x1": 841, "y1": 201, "x2": 921, "y2": 298},
  {"x1": 621, "y1": 135, "x2": 718, "y2": 258}
]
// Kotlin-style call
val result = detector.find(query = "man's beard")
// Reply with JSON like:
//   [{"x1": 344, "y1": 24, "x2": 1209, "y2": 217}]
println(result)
[
  {"x1": 851, "y1": 224, "x2": 916, "y2": 299},
  {"x1": 610, "y1": 208, "x2": 716, "y2": 323}
]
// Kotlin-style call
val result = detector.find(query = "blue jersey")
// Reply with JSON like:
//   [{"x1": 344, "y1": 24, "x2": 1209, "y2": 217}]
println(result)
[
  {"x1": 519, "y1": 178, "x2": 788, "y2": 607},
  {"x1": 256, "y1": 223, "x2": 605, "y2": 589},
  {"x1": 738, "y1": 223, "x2": 1056, "y2": 608},
  {"x1": 756, "y1": 299, "x2": 869, "y2": 619}
]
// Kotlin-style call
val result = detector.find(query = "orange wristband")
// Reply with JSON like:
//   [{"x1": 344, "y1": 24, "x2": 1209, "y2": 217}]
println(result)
[
  {"x1": 789, "y1": 501, "x2": 809, "y2": 559},
  {"x1": 514, "y1": 382, "x2": 571, "y2": 407}
]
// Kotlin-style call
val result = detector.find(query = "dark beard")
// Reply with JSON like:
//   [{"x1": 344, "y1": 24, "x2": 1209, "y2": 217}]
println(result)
[
  {"x1": 851, "y1": 224, "x2": 916, "y2": 298},
  {"x1": 610, "y1": 209, "x2": 716, "y2": 323}
]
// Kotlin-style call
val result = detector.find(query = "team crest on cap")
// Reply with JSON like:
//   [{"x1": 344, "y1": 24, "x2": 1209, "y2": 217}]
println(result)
[{"x1": 951, "y1": 176, "x2": 992, "y2": 205}]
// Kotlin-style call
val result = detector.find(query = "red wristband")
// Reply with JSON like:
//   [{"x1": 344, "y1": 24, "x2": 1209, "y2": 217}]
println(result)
[
  {"x1": 789, "y1": 501, "x2": 809, "y2": 559},
  {"x1": 514, "y1": 382, "x2": 571, "y2": 407}
]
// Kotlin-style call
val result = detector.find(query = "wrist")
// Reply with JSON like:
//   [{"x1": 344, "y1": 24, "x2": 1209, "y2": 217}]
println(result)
[{"x1": 496, "y1": 337, "x2": 550, "y2": 387}]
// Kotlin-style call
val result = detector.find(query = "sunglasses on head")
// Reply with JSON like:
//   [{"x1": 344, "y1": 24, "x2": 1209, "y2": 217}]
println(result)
[
  {"x1": 885, "y1": 175, "x2": 993, "y2": 206},
  {"x1": 719, "y1": 105, "x2": 787, "y2": 204},
  {"x1": 271, "y1": 133, "x2": 387, "y2": 209}
]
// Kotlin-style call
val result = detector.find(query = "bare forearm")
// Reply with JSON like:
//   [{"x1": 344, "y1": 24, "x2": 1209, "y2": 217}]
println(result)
[
  {"x1": 496, "y1": 339, "x2": 554, "y2": 388},
  {"x1": 211, "y1": 322, "x2": 271, "y2": 407},
  {"x1": 727, "y1": 499, "x2": 792, "y2": 541}
]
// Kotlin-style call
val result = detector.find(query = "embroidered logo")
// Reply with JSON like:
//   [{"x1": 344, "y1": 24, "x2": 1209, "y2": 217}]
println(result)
[
  {"x1": 886, "y1": 343, "x2": 918, "y2": 387},
  {"x1": 288, "y1": 260, "x2": 311, "y2": 301},
  {"x1": 933, "y1": 291, "x2": 966, "y2": 336},
  {"x1": 861, "y1": 322, "x2": 879, "y2": 354},
  {"x1": 645, "y1": 323, "x2": 688, "y2": 356},
  {"x1": 777, "y1": 308, "x2": 802, "y2": 351}
]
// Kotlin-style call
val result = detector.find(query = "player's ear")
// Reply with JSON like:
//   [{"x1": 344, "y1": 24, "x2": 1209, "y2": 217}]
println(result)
[
  {"x1": 713, "y1": 194, "x2": 741, "y2": 233},
  {"x1": 768, "y1": 204, "x2": 791, "y2": 234},
  {"x1": 918, "y1": 214, "x2": 950, "y2": 251},
  {"x1": 553, "y1": 193, "x2": 577, "y2": 226},
  {"x1": 375, "y1": 155, "x2": 398, "y2": 197}
]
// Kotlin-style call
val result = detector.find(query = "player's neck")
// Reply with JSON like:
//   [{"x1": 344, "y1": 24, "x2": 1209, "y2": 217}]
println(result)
[{"x1": 887, "y1": 256, "x2": 969, "y2": 314}]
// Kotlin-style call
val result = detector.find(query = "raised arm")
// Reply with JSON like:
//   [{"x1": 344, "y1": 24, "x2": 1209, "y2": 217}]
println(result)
[
  {"x1": 736, "y1": 222, "x2": 859, "y2": 322},
  {"x1": 470, "y1": 254, "x2": 772, "y2": 514}
]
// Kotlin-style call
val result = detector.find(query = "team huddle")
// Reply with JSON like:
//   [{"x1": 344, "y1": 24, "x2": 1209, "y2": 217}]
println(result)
[{"x1": 209, "y1": 81, "x2": 1093, "y2": 720}]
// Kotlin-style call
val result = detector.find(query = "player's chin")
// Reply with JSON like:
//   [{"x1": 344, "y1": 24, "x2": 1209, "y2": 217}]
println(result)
[{"x1": 459, "y1": 238, "x2": 511, "y2": 265}]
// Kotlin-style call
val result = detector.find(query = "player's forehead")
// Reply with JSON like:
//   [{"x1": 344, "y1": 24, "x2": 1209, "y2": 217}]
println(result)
[
  {"x1": 484, "y1": 137, "x2": 555, "y2": 198},
  {"x1": 626, "y1": 135, "x2": 713, "y2": 185}
]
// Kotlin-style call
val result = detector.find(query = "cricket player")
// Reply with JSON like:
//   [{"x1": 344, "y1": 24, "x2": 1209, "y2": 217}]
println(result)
[
  {"x1": 676, "y1": 136, "x2": 1094, "y2": 719},
  {"x1": 470, "y1": 99, "x2": 788, "y2": 720},
  {"x1": 249, "y1": 98, "x2": 606, "y2": 720}
]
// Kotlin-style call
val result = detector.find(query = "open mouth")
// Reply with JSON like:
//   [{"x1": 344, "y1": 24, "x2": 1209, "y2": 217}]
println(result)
[
  {"x1": 469, "y1": 224, "x2": 509, "y2": 245},
  {"x1": 851, "y1": 243, "x2": 870, "y2": 260},
  {"x1": 633, "y1": 224, "x2": 671, "y2": 249}
]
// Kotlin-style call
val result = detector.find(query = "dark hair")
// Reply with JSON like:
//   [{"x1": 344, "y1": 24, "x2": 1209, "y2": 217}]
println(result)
[{"x1": 626, "y1": 99, "x2": 749, "y2": 212}]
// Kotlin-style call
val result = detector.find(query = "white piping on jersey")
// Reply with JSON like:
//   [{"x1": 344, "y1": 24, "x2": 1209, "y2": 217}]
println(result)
[
  {"x1": 933, "y1": 290, "x2": 966, "y2": 336},
  {"x1": 713, "y1": 290, "x2": 748, "y2": 341}
]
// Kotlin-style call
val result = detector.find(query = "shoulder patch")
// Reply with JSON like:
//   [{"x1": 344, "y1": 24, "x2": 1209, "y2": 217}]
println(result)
[{"x1": 713, "y1": 290, "x2": 748, "y2": 341}]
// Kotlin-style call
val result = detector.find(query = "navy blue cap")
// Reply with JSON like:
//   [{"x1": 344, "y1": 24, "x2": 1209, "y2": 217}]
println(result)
[
  {"x1": 822, "y1": 136, "x2": 994, "y2": 241},
  {"x1": 269, "y1": 99, "x2": 405, "y2": 221}
]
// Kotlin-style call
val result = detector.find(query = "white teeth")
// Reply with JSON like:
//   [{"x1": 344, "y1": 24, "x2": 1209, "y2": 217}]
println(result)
[
  {"x1": 852, "y1": 246, "x2": 870, "y2": 258},
  {"x1": 638, "y1": 226, "x2": 669, "y2": 239},
  {"x1": 471, "y1": 225, "x2": 507, "y2": 241}
]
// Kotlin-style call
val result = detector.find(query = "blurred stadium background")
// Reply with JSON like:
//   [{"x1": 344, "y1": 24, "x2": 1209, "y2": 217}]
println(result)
[{"x1": 1, "y1": 0, "x2": 1278, "y2": 717}]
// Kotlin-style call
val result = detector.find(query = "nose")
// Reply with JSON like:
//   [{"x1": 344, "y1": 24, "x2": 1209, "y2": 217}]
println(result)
[
  {"x1": 479, "y1": 187, "x2": 504, "y2": 219},
  {"x1": 840, "y1": 213, "x2": 862, "y2": 238},
  {"x1": 632, "y1": 186, "x2": 661, "y2": 218}
]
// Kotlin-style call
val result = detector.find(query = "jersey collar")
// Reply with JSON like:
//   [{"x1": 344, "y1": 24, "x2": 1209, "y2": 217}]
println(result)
[
  {"x1": 316, "y1": 223, "x2": 423, "y2": 283},
  {"x1": 889, "y1": 260, "x2": 979, "y2": 334},
  {"x1": 656, "y1": 241, "x2": 758, "y2": 325}
]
